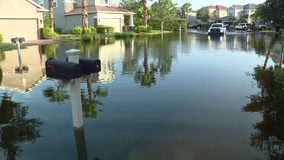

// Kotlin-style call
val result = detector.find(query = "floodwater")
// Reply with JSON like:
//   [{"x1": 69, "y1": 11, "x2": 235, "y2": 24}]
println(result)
[{"x1": 0, "y1": 31, "x2": 283, "y2": 160}]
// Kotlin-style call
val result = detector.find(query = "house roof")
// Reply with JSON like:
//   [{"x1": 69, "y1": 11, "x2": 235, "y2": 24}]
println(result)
[
  {"x1": 26, "y1": 0, "x2": 48, "y2": 11},
  {"x1": 208, "y1": 6, "x2": 217, "y2": 10},
  {"x1": 66, "y1": 5, "x2": 136, "y2": 15},
  {"x1": 233, "y1": 5, "x2": 244, "y2": 9},
  {"x1": 244, "y1": 3, "x2": 258, "y2": 9},
  {"x1": 216, "y1": 5, "x2": 227, "y2": 10}
]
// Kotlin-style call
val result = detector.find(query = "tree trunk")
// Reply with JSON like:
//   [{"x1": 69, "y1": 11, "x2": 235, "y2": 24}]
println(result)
[
  {"x1": 280, "y1": 40, "x2": 284, "y2": 68},
  {"x1": 144, "y1": 38, "x2": 148, "y2": 75},
  {"x1": 53, "y1": 46, "x2": 57, "y2": 59},
  {"x1": 143, "y1": 0, "x2": 148, "y2": 27},
  {"x1": 48, "y1": 0, "x2": 54, "y2": 32},
  {"x1": 87, "y1": 77, "x2": 92, "y2": 99},
  {"x1": 161, "y1": 21, "x2": 163, "y2": 32},
  {"x1": 82, "y1": 0, "x2": 88, "y2": 33},
  {"x1": 186, "y1": 9, "x2": 189, "y2": 26},
  {"x1": 263, "y1": 36, "x2": 275, "y2": 70}
]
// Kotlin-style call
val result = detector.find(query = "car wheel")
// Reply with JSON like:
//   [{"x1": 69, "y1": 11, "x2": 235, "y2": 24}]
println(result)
[{"x1": 262, "y1": 27, "x2": 265, "y2": 30}]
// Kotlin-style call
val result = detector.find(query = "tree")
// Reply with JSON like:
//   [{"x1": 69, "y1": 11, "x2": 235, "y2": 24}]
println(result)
[
  {"x1": 43, "y1": 86, "x2": 70, "y2": 105},
  {"x1": 48, "y1": 0, "x2": 54, "y2": 32},
  {"x1": 151, "y1": 0, "x2": 177, "y2": 32},
  {"x1": 119, "y1": 0, "x2": 142, "y2": 26},
  {"x1": 196, "y1": 7, "x2": 209, "y2": 23},
  {"x1": 228, "y1": 13, "x2": 236, "y2": 25},
  {"x1": 235, "y1": 17, "x2": 248, "y2": 24},
  {"x1": 43, "y1": 13, "x2": 51, "y2": 28},
  {"x1": 182, "y1": 3, "x2": 192, "y2": 25},
  {"x1": 143, "y1": 0, "x2": 148, "y2": 27},
  {"x1": 82, "y1": 0, "x2": 88, "y2": 33}
]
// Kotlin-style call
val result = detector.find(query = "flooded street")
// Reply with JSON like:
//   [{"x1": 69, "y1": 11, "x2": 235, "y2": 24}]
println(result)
[{"x1": 0, "y1": 31, "x2": 283, "y2": 160}]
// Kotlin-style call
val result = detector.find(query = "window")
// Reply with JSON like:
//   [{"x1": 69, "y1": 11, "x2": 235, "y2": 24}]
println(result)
[
  {"x1": 53, "y1": 0, "x2": 57, "y2": 7},
  {"x1": 100, "y1": 0, "x2": 110, "y2": 5},
  {"x1": 38, "y1": 0, "x2": 43, "y2": 7}
]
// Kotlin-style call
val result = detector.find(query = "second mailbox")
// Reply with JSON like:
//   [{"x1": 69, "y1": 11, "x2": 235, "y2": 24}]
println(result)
[
  {"x1": 46, "y1": 58, "x2": 82, "y2": 81},
  {"x1": 66, "y1": 57, "x2": 101, "y2": 75}
]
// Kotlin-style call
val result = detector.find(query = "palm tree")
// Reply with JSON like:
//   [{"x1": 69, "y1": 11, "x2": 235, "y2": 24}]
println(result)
[
  {"x1": 182, "y1": 3, "x2": 192, "y2": 25},
  {"x1": 48, "y1": 0, "x2": 54, "y2": 32},
  {"x1": 82, "y1": 0, "x2": 88, "y2": 33},
  {"x1": 143, "y1": 0, "x2": 148, "y2": 27}
]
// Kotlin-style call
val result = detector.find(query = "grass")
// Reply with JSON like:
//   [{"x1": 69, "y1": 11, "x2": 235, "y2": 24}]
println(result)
[
  {"x1": 58, "y1": 34, "x2": 75, "y2": 37},
  {"x1": 141, "y1": 30, "x2": 173, "y2": 35},
  {"x1": 0, "y1": 43, "x2": 27, "y2": 51},
  {"x1": 114, "y1": 32, "x2": 135, "y2": 39},
  {"x1": 259, "y1": 30, "x2": 278, "y2": 34}
]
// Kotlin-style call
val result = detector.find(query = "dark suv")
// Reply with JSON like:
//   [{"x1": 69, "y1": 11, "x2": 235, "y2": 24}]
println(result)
[
  {"x1": 189, "y1": 23, "x2": 202, "y2": 29},
  {"x1": 276, "y1": 25, "x2": 284, "y2": 32}
]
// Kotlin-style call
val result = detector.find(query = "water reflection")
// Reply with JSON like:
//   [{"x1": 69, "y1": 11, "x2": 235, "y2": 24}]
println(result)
[
  {"x1": 0, "y1": 92, "x2": 43, "y2": 160},
  {"x1": 0, "y1": 46, "x2": 46, "y2": 93},
  {"x1": 42, "y1": 85, "x2": 70, "y2": 105}
]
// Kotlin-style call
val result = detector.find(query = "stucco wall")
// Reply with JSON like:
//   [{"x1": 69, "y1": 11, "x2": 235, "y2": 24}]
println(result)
[
  {"x1": 186, "y1": 12, "x2": 196, "y2": 25},
  {"x1": 218, "y1": 10, "x2": 227, "y2": 18},
  {"x1": 65, "y1": 13, "x2": 98, "y2": 28},
  {"x1": 0, "y1": 0, "x2": 44, "y2": 28}
]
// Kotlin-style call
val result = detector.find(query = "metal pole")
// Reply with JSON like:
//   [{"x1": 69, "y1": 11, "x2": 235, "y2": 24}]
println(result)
[
  {"x1": 66, "y1": 49, "x2": 83, "y2": 128},
  {"x1": 17, "y1": 41, "x2": 23, "y2": 72}
]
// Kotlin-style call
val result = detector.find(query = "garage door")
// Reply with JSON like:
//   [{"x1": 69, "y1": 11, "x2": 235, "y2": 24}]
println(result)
[
  {"x1": 100, "y1": 18, "x2": 121, "y2": 32},
  {"x1": 0, "y1": 19, "x2": 38, "y2": 42}
]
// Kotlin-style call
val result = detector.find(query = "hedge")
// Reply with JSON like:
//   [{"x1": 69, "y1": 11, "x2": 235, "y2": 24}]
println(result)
[
  {"x1": 148, "y1": 19, "x2": 187, "y2": 31},
  {"x1": 96, "y1": 25, "x2": 115, "y2": 34},
  {"x1": 0, "y1": 33, "x2": 3, "y2": 43}
]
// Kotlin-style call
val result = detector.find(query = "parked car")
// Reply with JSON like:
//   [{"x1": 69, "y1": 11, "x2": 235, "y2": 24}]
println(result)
[
  {"x1": 189, "y1": 23, "x2": 202, "y2": 29},
  {"x1": 257, "y1": 24, "x2": 267, "y2": 30},
  {"x1": 208, "y1": 23, "x2": 226, "y2": 35},
  {"x1": 235, "y1": 23, "x2": 249, "y2": 30},
  {"x1": 222, "y1": 23, "x2": 230, "y2": 29}
]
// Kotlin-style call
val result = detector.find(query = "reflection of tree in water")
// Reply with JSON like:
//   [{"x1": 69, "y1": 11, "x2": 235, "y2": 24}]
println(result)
[
  {"x1": 0, "y1": 92, "x2": 43, "y2": 160},
  {"x1": 43, "y1": 85, "x2": 70, "y2": 105},
  {"x1": 244, "y1": 66, "x2": 284, "y2": 159},
  {"x1": 41, "y1": 43, "x2": 60, "y2": 59},
  {"x1": 81, "y1": 86, "x2": 108, "y2": 118}
]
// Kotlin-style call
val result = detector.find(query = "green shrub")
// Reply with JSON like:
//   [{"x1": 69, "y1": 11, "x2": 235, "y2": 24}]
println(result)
[
  {"x1": 89, "y1": 26, "x2": 97, "y2": 33},
  {"x1": 62, "y1": 27, "x2": 73, "y2": 34},
  {"x1": 123, "y1": 25, "x2": 128, "y2": 32},
  {"x1": 73, "y1": 26, "x2": 83, "y2": 36},
  {"x1": 114, "y1": 32, "x2": 135, "y2": 39},
  {"x1": 148, "y1": 19, "x2": 187, "y2": 31},
  {"x1": 0, "y1": 33, "x2": 3, "y2": 43},
  {"x1": 54, "y1": 27, "x2": 62, "y2": 34},
  {"x1": 146, "y1": 26, "x2": 152, "y2": 32},
  {"x1": 81, "y1": 34, "x2": 93, "y2": 42},
  {"x1": 135, "y1": 26, "x2": 147, "y2": 33},
  {"x1": 279, "y1": 29, "x2": 284, "y2": 34},
  {"x1": 50, "y1": 32, "x2": 58, "y2": 38},
  {"x1": 40, "y1": 27, "x2": 52, "y2": 39},
  {"x1": 96, "y1": 26, "x2": 115, "y2": 35},
  {"x1": 85, "y1": 28, "x2": 91, "y2": 34}
]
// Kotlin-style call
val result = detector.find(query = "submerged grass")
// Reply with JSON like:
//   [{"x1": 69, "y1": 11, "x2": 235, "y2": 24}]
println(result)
[
  {"x1": 259, "y1": 30, "x2": 278, "y2": 34},
  {"x1": 0, "y1": 43, "x2": 27, "y2": 51},
  {"x1": 114, "y1": 32, "x2": 135, "y2": 39}
]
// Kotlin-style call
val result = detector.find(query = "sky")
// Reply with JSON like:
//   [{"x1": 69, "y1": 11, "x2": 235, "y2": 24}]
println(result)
[{"x1": 112, "y1": 0, "x2": 266, "y2": 11}]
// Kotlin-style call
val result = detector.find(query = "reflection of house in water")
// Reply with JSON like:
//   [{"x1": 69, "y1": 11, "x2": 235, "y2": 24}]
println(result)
[
  {"x1": 96, "y1": 39, "x2": 126, "y2": 84},
  {"x1": 0, "y1": 46, "x2": 46, "y2": 93}
]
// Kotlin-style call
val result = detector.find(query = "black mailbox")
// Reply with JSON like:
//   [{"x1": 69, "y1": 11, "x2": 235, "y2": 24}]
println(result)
[
  {"x1": 46, "y1": 58, "x2": 82, "y2": 81},
  {"x1": 66, "y1": 57, "x2": 101, "y2": 75},
  {"x1": 19, "y1": 37, "x2": 25, "y2": 43}
]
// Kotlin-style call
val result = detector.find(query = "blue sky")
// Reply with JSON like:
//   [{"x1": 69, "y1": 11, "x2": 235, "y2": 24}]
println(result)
[{"x1": 112, "y1": 0, "x2": 265, "y2": 11}]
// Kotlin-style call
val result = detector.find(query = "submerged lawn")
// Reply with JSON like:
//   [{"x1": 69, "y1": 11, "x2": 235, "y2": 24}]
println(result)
[
  {"x1": 259, "y1": 30, "x2": 278, "y2": 34},
  {"x1": 0, "y1": 43, "x2": 27, "y2": 51}
]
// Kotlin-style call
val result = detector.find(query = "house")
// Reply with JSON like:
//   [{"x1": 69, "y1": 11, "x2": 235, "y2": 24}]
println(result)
[
  {"x1": 0, "y1": 0, "x2": 48, "y2": 42},
  {"x1": 33, "y1": 0, "x2": 136, "y2": 32},
  {"x1": 227, "y1": 4, "x2": 258, "y2": 23},
  {"x1": 208, "y1": 5, "x2": 228, "y2": 19}
]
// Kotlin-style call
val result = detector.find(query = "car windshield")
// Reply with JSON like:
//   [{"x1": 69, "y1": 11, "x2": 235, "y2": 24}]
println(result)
[
  {"x1": 211, "y1": 24, "x2": 222, "y2": 27},
  {"x1": 240, "y1": 24, "x2": 246, "y2": 26}
]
